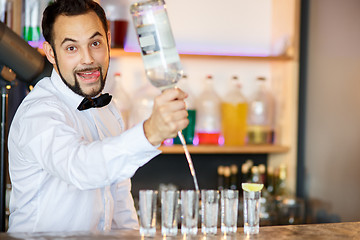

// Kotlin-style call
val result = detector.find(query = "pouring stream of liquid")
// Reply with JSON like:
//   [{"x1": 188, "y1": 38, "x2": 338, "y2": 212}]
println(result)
[{"x1": 177, "y1": 130, "x2": 199, "y2": 191}]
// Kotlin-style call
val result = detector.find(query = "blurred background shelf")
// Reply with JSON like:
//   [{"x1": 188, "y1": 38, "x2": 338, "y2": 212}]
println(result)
[
  {"x1": 110, "y1": 48, "x2": 293, "y2": 61},
  {"x1": 37, "y1": 48, "x2": 293, "y2": 61},
  {"x1": 159, "y1": 145, "x2": 290, "y2": 154}
]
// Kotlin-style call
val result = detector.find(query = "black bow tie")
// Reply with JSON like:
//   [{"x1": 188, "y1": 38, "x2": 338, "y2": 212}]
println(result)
[{"x1": 77, "y1": 93, "x2": 112, "y2": 111}]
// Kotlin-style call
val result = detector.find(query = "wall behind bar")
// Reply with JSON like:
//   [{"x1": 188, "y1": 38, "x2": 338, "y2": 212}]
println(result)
[
  {"x1": 125, "y1": 0, "x2": 273, "y2": 56},
  {"x1": 304, "y1": 0, "x2": 360, "y2": 222}
]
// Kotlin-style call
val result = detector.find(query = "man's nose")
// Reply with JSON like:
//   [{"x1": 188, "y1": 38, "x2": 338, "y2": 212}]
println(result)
[{"x1": 81, "y1": 47, "x2": 94, "y2": 64}]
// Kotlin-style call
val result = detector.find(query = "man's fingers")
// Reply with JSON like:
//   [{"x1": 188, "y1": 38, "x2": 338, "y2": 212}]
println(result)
[{"x1": 161, "y1": 87, "x2": 188, "y2": 101}]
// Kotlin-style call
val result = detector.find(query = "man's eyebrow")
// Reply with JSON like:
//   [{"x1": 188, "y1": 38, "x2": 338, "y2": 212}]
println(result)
[
  {"x1": 60, "y1": 32, "x2": 103, "y2": 46},
  {"x1": 90, "y1": 31, "x2": 103, "y2": 39},
  {"x1": 61, "y1": 37, "x2": 76, "y2": 46}
]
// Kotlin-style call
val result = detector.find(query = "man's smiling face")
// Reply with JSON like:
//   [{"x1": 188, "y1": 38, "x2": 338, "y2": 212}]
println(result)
[{"x1": 50, "y1": 11, "x2": 110, "y2": 97}]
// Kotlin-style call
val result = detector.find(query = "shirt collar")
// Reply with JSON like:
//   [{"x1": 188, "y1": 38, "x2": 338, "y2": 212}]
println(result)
[{"x1": 50, "y1": 69, "x2": 102, "y2": 111}]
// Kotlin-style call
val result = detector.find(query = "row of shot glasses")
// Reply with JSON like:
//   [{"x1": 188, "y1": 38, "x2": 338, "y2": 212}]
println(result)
[{"x1": 139, "y1": 186, "x2": 261, "y2": 237}]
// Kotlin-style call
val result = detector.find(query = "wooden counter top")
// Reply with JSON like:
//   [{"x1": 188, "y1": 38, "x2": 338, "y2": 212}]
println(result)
[{"x1": 2, "y1": 222, "x2": 360, "y2": 239}]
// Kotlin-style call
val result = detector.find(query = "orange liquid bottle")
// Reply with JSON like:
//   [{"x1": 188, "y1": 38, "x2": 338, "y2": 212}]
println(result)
[
  {"x1": 221, "y1": 76, "x2": 248, "y2": 146},
  {"x1": 221, "y1": 102, "x2": 248, "y2": 146}
]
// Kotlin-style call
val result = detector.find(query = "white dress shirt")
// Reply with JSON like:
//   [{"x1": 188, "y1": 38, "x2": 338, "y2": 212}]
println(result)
[{"x1": 7, "y1": 69, "x2": 161, "y2": 232}]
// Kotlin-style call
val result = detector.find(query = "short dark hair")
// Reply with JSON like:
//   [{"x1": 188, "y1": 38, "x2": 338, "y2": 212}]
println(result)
[{"x1": 42, "y1": 0, "x2": 108, "y2": 47}]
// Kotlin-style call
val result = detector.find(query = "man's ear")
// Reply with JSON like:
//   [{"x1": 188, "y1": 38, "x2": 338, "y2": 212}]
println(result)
[{"x1": 43, "y1": 41, "x2": 56, "y2": 65}]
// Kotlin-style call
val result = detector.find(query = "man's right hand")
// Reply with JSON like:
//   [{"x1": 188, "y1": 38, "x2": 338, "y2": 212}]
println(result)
[{"x1": 143, "y1": 88, "x2": 189, "y2": 146}]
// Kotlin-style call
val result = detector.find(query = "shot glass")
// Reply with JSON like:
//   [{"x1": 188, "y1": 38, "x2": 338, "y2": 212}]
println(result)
[
  {"x1": 181, "y1": 190, "x2": 199, "y2": 235},
  {"x1": 139, "y1": 190, "x2": 158, "y2": 237},
  {"x1": 161, "y1": 190, "x2": 179, "y2": 236},
  {"x1": 201, "y1": 190, "x2": 219, "y2": 235},
  {"x1": 243, "y1": 190, "x2": 261, "y2": 234},
  {"x1": 221, "y1": 189, "x2": 239, "y2": 234}
]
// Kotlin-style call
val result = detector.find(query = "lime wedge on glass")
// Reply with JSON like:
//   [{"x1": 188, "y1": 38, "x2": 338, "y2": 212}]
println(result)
[{"x1": 242, "y1": 183, "x2": 264, "y2": 192}]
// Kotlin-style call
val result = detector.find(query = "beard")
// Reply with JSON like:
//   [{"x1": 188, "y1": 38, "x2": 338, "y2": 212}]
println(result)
[{"x1": 53, "y1": 49, "x2": 108, "y2": 98}]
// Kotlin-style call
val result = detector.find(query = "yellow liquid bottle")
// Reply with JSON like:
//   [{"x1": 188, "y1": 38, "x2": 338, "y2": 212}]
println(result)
[
  {"x1": 221, "y1": 102, "x2": 248, "y2": 146},
  {"x1": 221, "y1": 76, "x2": 248, "y2": 146}
]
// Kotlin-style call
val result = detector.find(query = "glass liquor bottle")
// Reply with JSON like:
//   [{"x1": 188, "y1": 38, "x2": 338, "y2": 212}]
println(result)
[
  {"x1": 102, "y1": 0, "x2": 129, "y2": 48},
  {"x1": 221, "y1": 75, "x2": 248, "y2": 146},
  {"x1": 251, "y1": 166, "x2": 260, "y2": 183},
  {"x1": 230, "y1": 164, "x2": 238, "y2": 190},
  {"x1": 247, "y1": 77, "x2": 275, "y2": 144},
  {"x1": 23, "y1": 0, "x2": 41, "y2": 48},
  {"x1": 130, "y1": 0, "x2": 183, "y2": 90},
  {"x1": 217, "y1": 165, "x2": 225, "y2": 191},
  {"x1": 223, "y1": 166, "x2": 231, "y2": 189},
  {"x1": 195, "y1": 75, "x2": 221, "y2": 145},
  {"x1": 128, "y1": 78, "x2": 161, "y2": 128}
]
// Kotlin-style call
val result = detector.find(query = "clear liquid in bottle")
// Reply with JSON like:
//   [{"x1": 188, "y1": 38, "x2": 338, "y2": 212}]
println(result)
[{"x1": 131, "y1": 0, "x2": 183, "y2": 90}]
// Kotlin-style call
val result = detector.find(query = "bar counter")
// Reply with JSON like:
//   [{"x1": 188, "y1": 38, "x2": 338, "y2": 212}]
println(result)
[{"x1": 1, "y1": 222, "x2": 360, "y2": 240}]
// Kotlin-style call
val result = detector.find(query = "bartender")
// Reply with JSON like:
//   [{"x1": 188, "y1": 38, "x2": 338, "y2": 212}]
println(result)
[{"x1": 7, "y1": 0, "x2": 189, "y2": 232}]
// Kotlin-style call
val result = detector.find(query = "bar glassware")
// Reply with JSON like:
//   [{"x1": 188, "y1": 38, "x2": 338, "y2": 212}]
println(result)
[
  {"x1": 243, "y1": 190, "x2": 261, "y2": 234},
  {"x1": 139, "y1": 190, "x2": 158, "y2": 237},
  {"x1": 181, "y1": 190, "x2": 199, "y2": 235},
  {"x1": 221, "y1": 189, "x2": 239, "y2": 234},
  {"x1": 161, "y1": 190, "x2": 179, "y2": 236},
  {"x1": 201, "y1": 190, "x2": 219, "y2": 235}
]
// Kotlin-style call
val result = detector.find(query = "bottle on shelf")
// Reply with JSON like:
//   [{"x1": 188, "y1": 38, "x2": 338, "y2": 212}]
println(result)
[
  {"x1": 221, "y1": 75, "x2": 248, "y2": 146},
  {"x1": 128, "y1": 77, "x2": 161, "y2": 129},
  {"x1": 102, "y1": 0, "x2": 129, "y2": 48},
  {"x1": 230, "y1": 164, "x2": 238, "y2": 190},
  {"x1": 258, "y1": 164, "x2": 267, "y2": 185},
  {"x1": 173, "y1": 74, "x2": 196, "y2": 145},
  {"x1": 223, "y1": 166, "x2": 231, "y2": 189},
  {"x1": 251, "y1": 166, "x2": 260, "y2": 183},
  {"x1": 266, "y1": 166, "x2": 275, "y2": 195},
  {"x1": 195, "y1": 75, "x2": 222, "y2": 145},
  {"x1": 276, "y1": 164, "x2": 287, "y2": 196},
  {"x1": 23, "y1": 0, "x2": 48, "y2": 48},
  {"x1": 241, "y1": 160, "x2": 253, "y2": 183},
  {"x1": 2, "y1": 0, "x2": 13, "y2": 28},
  {"x1": 217, "y1": 165, "x2": 225, "y2": 191},
  {"x1": 247, "y1": 76, "x2": 275, "y2": 145},
  {"x1": 241, "y1": 163, "x2": 250, "y2": 183}
]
